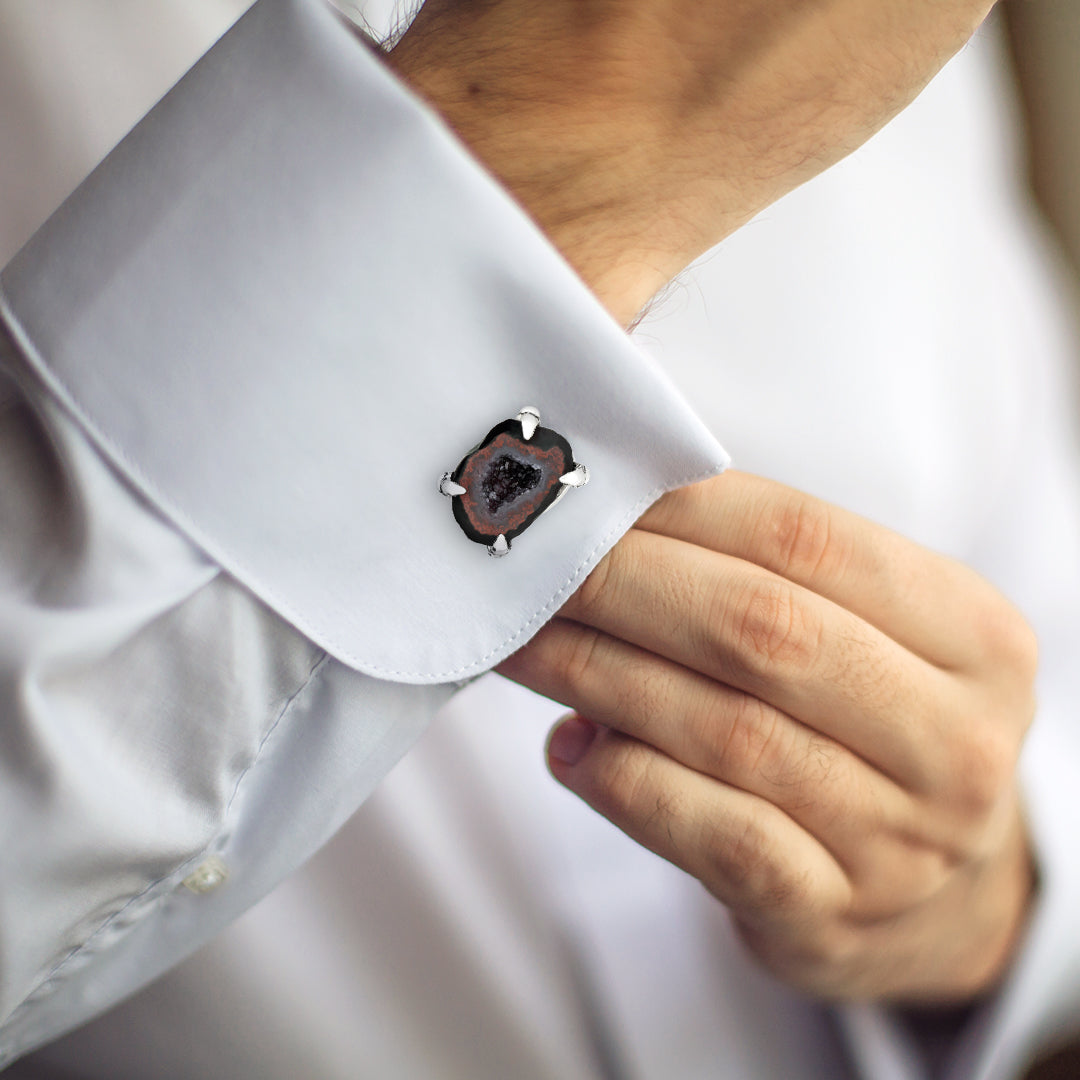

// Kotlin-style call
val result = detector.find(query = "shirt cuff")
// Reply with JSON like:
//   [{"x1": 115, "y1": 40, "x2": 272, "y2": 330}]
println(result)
[{"x1": 0, "y1": 0, "x2": 728, "y2": 684}]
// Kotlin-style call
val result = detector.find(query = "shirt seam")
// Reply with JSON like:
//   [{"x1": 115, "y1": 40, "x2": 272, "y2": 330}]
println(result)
[{"x1": 0, "y1": 648, "x2": 329, "y2": 1052}]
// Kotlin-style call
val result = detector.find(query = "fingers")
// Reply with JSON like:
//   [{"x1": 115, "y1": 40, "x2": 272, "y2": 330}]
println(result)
[
  {"x1": 544, "y1": 715, "x2": 851, "y2": 926},
  {"x1": 635, "y1": 471, "x2": 1014, "y2": 673},
  {"x1": 500, "y1": 618, "x2": 983, "y2": 913},
  {"x1": 557, "y1": 528, "x2": 963, "y2": 789},
  {"x1": 500, "y1": 617, "x2": 907, "y2": 865}
]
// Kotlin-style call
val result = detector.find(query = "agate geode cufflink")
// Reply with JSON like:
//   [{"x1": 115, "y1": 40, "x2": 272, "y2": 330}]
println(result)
[{"x1": 439, "y1": 406, "x2": 589, "y2": 557}]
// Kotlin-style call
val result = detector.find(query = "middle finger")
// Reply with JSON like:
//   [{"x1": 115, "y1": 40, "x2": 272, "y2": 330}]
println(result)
[
  {"x1": 558, "y1": 528, "x2": 964, "y2": 790},
  {"x1": 500, "y1": 616, "x2": 911, "y2": 870}
]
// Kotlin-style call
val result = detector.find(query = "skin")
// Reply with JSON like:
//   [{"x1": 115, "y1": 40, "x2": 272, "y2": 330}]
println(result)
[
  {"x1": 497, "y1": 473, "x2": 1036, "y2": 1003},
  {"x1": 388, "y1": 0, "x2": 995, "y2": 324},
  {"x1": 387, "y1": 0, "x2": 1036, "y2": 1001}
]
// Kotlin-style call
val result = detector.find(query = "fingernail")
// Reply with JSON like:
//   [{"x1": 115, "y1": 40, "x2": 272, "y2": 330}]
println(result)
[{"x1": 548, "y1": 715, "x2": 597, "y2": 767}]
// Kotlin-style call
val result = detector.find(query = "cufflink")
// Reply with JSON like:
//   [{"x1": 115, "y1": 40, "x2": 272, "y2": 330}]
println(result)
[{"x1": 439, "y1": 407, "x2": 589, "y2": 557}]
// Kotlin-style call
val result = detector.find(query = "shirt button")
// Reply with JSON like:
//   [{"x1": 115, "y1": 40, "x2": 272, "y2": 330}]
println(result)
[{"x1": 182, "y1": 856, "x2": 229, "y2": 894}]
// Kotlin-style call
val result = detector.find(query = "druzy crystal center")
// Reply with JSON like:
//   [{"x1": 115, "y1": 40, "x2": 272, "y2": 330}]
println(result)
[{"x1": 482, "y1": 454, "x2": 543, "y2": 514}]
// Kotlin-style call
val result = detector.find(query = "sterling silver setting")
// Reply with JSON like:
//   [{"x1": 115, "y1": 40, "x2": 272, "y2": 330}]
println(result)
[
  {"x1": 439, "y1": 473, "x2": 467, "y2": 498},
  {"x1": 516, "y1": 405, "x2": 541, "y2": 441}
]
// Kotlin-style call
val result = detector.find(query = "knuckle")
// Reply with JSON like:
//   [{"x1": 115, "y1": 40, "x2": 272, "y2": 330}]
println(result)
[
  {"x1": 633, "y1": 666, "x2": 674, "y2": 736},
  {"x1": 724, "y1": 578, "x2": 821, "y2": 678},
  {"x1": 755, "y1": 869, "x2": 818, "y2": 917},
  {"x1": 787, "y1": 735, "x2": 857, "y2": 826},
  {"x1": 707, "y1": 697, "x2": 781, "y2": 774},
  {"x1": 646, "y1": 789, "x2": 688, "y2": 849},
  {"x1": 1012, "y1": 621, "x2": 1040, "y2": 684},
  {"x1": 711, "y1": 816, "x2": 810, "y2": 915},
  {"x1": 710, "y1": 815, "x2": 770, "y2": 889},
  {"x1": 974, "y1": 596, "x2": 1040, "y2": 685},
  {"x1": 713, "y1": 700, "x2": 855, "y2": 820},
  {"x1": 571, "y1": 547, "x2": 617, "y2": 622},
  {"x1": 592, "y1": 739, "x2": 663, "y2": 822},
  {"x1": 848, "y1": 841, "x2": 953, "y2": 919},
  {"x1": 559, "y1": 624, "x2": 605, "y2": 697},
  {"x1": 766, "y1": 495, "x2": 847, "y2": 582},
  {"x1": 801, "y1": 733, "x2": 846, "y2": 791},
  {"x1": 706, "y1": 696, "x2": 777, "y2": 773},
  {"x1": 945, "y1": 726, "x2": 1018, "y2": 817}
]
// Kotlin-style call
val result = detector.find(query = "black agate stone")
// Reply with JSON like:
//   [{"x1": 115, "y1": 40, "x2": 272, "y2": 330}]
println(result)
[{"x1": 451, "y1": 419, "x2": 576, "y2": 549}]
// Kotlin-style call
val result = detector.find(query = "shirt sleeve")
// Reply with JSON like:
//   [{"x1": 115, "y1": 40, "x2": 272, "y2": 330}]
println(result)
[{"x1": 0, "y1": 0, "x2": 728, "y2": 1062}]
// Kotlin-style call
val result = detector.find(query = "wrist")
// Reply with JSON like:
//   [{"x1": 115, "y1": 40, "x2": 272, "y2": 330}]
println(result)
[
  {"x1": 383, "y1": 0, "x2": 992, "y2": 327},
  {"x1": 385, "y1": 4, "x2": 709, "y2": 325}
]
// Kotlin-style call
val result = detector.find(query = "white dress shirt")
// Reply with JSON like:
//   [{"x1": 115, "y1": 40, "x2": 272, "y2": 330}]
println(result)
[{"x1": 1, "y1": 2, "x2": 1078, "y2": 1077}]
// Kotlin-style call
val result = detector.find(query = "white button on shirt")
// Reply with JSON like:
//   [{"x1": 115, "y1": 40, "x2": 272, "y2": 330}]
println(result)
[
  {"x1": 2, "y1": 2, "x2": 1080, "y2": 1079},
  {"x1": 182, "y1": 858, "x2": 230, "y2": 895}
]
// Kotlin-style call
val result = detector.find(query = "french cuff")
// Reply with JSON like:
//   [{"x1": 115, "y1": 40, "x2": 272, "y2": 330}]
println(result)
[{"x1": 0, "y1": 0, "x2": 727, "y2": 684}]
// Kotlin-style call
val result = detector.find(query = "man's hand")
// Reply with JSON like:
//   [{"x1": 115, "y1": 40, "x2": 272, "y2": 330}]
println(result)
[
  {"x1": 389, "y1": 0, "x2": 994, "y2": 323},
  {"x1": 497, "y1": 473, "x2": 1037, "y2": 1003}
]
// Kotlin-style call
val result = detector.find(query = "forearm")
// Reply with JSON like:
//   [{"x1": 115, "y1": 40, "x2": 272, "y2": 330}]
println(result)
[{"x1": 387, "y1": 0, "x2": 996, "y2": 324}]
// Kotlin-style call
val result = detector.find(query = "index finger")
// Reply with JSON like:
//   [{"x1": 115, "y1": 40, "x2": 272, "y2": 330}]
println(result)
[{"x1": 635, "y1": 471, "x2": 1010, "y2": 671}]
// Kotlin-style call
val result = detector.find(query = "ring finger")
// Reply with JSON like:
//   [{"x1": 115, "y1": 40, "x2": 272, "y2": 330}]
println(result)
[{"x1": 499, "y1": 616, "x2": 911, "y2": 871}]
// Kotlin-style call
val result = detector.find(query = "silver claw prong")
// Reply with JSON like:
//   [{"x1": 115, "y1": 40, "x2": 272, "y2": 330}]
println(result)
[
  {"x1": 559, "y1": 463, "x2": 589, "y2": 488},
  {"x1": 517, "y1": 406, "x2": 541, "y2": 441},
  {"x1": 488, "y1": 534, "x2": 510, "y2": 558},
  {"x1": 439, "y1": 472, "x2": 467, "y2": 497}
]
